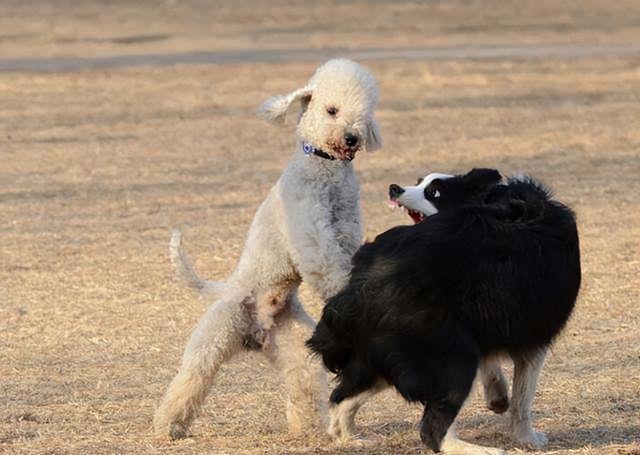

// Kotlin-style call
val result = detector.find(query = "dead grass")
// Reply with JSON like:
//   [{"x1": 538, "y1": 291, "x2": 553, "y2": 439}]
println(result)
[
  {"x1": 1, "y1": 1, "x2": 639, "y2": 454},
  {"x1": 3, "y1": 0, "x2": 640, "y2": 59}
]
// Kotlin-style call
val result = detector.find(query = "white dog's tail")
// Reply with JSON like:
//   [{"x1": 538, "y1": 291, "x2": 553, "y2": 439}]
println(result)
[{"x1": 170, "y1": 229, "x2": 226, "y2": 299}]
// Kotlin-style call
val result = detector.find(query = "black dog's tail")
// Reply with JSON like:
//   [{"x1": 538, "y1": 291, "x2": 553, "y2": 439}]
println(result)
[{"x1": 307, "y1": 287, "x2": 360, "y2": 374}]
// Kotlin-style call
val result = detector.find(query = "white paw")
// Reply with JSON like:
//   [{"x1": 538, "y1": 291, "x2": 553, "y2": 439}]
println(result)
[
  {"x1": 441, "y1": 437, "x2": 507, "y2": 455},
  {"x1": 327, "y1": 422, "x2": 340, "y2": 440},
  {"x1": 168, "y1": 421, "x2": 189, "y2": 440},
  {"x1": 515, "y1": 429, "x2": 548, "y2": 449},
  {"x1": 442, "y1": 444, "x2": 507, "y2": 455},
  {"x1": 334, "y1": 433, "x2": 377, "y2": 448},
  {"x1": 473, "y1": 448, "x2": 507, "y2": 455}
]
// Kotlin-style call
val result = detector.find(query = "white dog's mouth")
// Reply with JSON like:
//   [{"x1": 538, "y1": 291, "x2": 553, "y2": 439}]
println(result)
[
  {"x1": 387, "y1": 198, "x2": 427, "y2": 223},
  {"x1": 328, "y1": 144, "x2": 357, "y2": 161}
]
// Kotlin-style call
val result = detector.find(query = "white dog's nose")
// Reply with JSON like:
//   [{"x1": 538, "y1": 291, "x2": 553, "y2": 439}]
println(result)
[{"x1": 345, "y1": 132, "x2": 358, "y2": 148}]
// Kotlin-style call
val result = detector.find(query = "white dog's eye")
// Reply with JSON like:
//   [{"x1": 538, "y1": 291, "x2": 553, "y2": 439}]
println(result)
[
  {"x1": 434, "y1": 190, "x2": 440, "y2": 198},
  {"x1": 326, "y1": 106, "x2": 338, "y2": 117}
]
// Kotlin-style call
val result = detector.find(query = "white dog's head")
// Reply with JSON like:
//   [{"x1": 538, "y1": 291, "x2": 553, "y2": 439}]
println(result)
[{"x1": 259, "y1": 59, "x2": 382, "y2": 161}]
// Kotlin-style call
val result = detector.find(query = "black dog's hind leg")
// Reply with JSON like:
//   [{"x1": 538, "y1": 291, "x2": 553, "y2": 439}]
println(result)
[
  {"x1": 328, "y1": 380, "x2": 387, "y2": 441},
  {"x1": 327, "y1": 357, "x2": 381, "y2": 441},
  {"x1": 329, "y1": 356, "x2": 378, "y2": 405}
]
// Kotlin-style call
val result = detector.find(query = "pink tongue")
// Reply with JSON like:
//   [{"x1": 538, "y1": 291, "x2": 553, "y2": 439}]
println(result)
[{"x1": 388, "y1": 199, "x2": 400, "y2": 208}]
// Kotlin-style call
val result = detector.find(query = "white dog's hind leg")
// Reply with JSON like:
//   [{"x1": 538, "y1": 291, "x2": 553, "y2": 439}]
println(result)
[
  {"x1": 153, "y1": 294, "x2": 251, "y2": 439},
  {"x1": 510, "y1": 348, "x2": 549, "y2": 448},
  {"x1": 265, "y1": 294, "x2": 328, "y2": 434},
  {"x1": 479, "y1": 356, "x2": 510, "y2": 413}
]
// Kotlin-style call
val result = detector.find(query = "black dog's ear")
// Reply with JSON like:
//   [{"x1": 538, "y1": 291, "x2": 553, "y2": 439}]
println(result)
[
  {"x1": 427, "y1": 178, "x2": 445, "y2": 193},
  {"x1": 464, "y1": 168, "x2": 502, "y2": 189}
]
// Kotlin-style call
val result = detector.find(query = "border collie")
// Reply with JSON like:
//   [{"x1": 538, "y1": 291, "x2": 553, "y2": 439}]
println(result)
[{"x1": 308, "y1": 168, "x2": 580, "y2": 454}]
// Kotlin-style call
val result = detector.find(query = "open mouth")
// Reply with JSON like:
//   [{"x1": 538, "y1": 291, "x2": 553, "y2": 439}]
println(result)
[
  {"x1": 331, "y1": 148, "x2": 356, "y2": 161},
  {"x1": 342, "y1": 149, "x2": 357, "y2": 161},
  {"x1": 388, "y1": 198, "x2": 427, "y2": 223},
  {"x1": 328, "y1": 141, "x2": 358, "y2": 161}
]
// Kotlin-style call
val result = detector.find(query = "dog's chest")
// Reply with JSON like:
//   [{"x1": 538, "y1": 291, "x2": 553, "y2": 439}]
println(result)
[
  {"x1": 329, "y1": 189, "x2": 342, "y2": 225},
  {"x1": 324, "y1": 174, "x2": 355, "y2": 222},
  {"x1": 282, "y1": 157, "x2": 359, "y2": 229}
]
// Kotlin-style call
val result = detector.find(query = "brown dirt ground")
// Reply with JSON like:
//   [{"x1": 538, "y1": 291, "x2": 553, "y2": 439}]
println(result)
[{"x1": 1, "y1": 1, "x2": 639, "y2": 454}]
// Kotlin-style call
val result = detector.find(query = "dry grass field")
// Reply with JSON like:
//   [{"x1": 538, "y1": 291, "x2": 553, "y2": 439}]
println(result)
[{"x1": 1, "y1": 1, "x2": 639, "y2": 454}]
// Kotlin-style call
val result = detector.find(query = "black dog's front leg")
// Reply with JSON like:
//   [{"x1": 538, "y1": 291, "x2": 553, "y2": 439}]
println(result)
[
  {"x1": 417, "y1": 350, "x2": 478, "y2": 451},
  {"x1": 419, "y1": 398, "x2": 462, "y2": 452}
]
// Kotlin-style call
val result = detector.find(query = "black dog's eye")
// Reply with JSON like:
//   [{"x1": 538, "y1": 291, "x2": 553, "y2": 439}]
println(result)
[
  {"x1": 326, "y1": 106, "x2": 338, "y2": 117},
  {"x1": 417, "y1": 177, "x2": 424, "y2": 185},
  {"x1": 424, "y1": 182, "x2": 442, "y2": 199}
]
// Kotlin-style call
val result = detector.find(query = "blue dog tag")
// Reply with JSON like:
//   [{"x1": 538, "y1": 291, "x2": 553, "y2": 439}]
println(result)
[{"x1": 303, "y1": 143, "x2": 313, "y2": 156}]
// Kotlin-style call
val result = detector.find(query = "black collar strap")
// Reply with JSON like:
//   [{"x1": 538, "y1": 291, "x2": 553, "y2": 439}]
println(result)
[{"x1": 303, "y1": 142, "x2": 335, "y2": 161}]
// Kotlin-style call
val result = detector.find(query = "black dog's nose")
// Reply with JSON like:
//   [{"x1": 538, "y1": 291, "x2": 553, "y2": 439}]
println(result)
[
  {"x1": 389, "y1": 184, "x2": 405, "y2": 199},
  {"x1": 344, "y1": 132, "x2": 359, "y2": 147}
]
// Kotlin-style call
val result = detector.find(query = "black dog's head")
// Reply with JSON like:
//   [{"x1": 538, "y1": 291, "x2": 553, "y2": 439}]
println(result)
[{"x1": 388, "y1": 168, "x2": 502, "y2": 223}]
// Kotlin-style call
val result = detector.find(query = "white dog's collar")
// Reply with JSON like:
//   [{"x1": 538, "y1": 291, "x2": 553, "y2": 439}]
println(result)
[{"x1": 303, "y1": 142, "x2": 336, "y2": 161}]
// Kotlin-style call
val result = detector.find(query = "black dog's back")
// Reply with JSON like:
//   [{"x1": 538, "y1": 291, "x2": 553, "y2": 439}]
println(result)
[
  {"x1": 438, "y1": 177, "x2": 581, "y2": 352},
  {"x1": 312, "y1": 176, "x2": 580, "y2": 355},
  {"x1": 307, "y1": 172, "x2": 580, "y2": 451}
]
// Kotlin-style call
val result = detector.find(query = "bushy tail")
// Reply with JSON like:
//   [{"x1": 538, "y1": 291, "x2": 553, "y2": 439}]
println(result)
[
  {"x1": 306, "y1": 288, "x2": 359, "y2": 374},
  {"x1": 169, "y1": 230, "x2": 226, "y2": 300}
]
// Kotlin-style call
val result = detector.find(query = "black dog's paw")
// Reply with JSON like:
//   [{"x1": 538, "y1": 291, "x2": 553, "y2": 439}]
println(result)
[
  {"x1": 488, "y1": 396, "x2": 509, "y2": 414},
  {"x1": 419, "y1": 423, "x2": 442, "y2": 453}
]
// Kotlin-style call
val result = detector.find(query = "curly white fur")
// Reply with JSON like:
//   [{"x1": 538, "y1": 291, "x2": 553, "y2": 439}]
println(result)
[{"x1": 154, "y1": 59, "x2": 382, "y2": 440}]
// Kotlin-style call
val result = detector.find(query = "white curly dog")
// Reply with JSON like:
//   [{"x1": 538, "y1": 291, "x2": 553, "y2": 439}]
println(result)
[{"x1": 153, "y1": 59, "x2": 383, "y2": 440}]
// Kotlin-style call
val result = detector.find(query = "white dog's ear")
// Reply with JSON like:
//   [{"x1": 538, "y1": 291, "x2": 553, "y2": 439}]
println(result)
[
  {"x1": 364, "y1": 117, "x2": 383, "y2": 152},
  {"x1": 257, "y1": 85, "x2": 313, "y2": 124}
]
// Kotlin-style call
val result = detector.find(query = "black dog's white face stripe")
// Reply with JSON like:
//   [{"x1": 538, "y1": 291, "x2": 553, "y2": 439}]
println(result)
[{"x1": 396, "y1": 173, "x2": 453, "y2": 216}]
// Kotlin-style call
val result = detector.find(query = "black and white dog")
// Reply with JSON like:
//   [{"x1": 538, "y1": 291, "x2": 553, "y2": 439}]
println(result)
[{"x1": 308, "y1": 169, "x2": 581, "y2": 454}]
